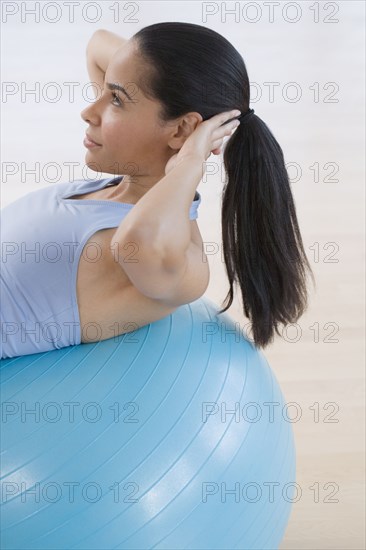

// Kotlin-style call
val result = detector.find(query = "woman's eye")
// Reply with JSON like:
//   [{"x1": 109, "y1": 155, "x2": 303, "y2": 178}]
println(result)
[{"x1": 111, "y1": 91, "x2": 123, "y2": 106}]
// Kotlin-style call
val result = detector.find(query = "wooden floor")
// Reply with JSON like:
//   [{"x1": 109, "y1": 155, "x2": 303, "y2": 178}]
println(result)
[{"x1": 1, "y1": 2, "x2": 365, "y2": 548}]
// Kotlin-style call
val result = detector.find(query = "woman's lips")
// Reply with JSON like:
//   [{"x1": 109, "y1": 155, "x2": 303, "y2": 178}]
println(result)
[{"x1": 84, "y1": 134, "x2": 101, "y2": 148}]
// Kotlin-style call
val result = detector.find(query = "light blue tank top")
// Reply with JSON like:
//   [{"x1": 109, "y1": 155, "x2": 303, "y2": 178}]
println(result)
[{"x1": 0, "y1": 176, "x2": 202, "y2": 359}]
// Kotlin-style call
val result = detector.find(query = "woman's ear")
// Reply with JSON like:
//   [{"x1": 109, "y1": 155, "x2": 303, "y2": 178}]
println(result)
[{"x1": 167, "y1": 112, "x2": 203, "y2": 150}]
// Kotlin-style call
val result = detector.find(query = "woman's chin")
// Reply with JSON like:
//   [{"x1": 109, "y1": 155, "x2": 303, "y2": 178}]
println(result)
[{"x1": 84, "y1": 158, "x2": 105, "y2": 174}]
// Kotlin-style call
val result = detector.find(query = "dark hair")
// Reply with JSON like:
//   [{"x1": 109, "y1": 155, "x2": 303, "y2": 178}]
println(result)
[{"x1": 132, "y1": 22, "x2": 315, "y2": 349}]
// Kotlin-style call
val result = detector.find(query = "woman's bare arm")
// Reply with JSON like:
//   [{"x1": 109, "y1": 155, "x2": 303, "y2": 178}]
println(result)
[
  {"x1": 110, "y1": 155, "x2": 205, "y2": 301},
  {"x1": 86, "y1": 29, "x2": 128, "y2": 97}
]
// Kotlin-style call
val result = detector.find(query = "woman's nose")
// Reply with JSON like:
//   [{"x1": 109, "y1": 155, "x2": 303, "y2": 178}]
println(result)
[
  {"x1": 80, "y1": 105, "x2": 90, "y2": 123},
  {"x1": 80, "y1": 103, "x2": 95, "y2": 124},
  {"x1": 80, "y1": 93, "x2": 102, "y2": 123}
]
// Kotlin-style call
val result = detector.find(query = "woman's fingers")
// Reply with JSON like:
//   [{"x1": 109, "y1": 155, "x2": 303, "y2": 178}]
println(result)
[
  {"x1": 204, "y1": 109, "x2": 240, "y2": 128},
  {"x1": 217, "y1": 109, "x2": 241, "y2": 125},
  {"x1": 210, "y1": 116, "x2": 240, "y2": 144},
  {"x1": 211, "y1": 118, "x2": 239, "y2": 148},
  {"x1": 208, "y1": 112, "x2": 241, "y2": 155},
  {"x1": 218, "y1": 117, "x2": 240, "y2": 135}
]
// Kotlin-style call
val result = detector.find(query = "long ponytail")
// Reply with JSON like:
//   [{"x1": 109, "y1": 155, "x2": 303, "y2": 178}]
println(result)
[{"x1": 219, "y1": 111, "x2": 315, "y2": 347}]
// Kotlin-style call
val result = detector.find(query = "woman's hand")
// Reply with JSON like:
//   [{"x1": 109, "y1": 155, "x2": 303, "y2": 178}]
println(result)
[{"x1": 164, "y1": 109, "x2": 241, "y2": 176}]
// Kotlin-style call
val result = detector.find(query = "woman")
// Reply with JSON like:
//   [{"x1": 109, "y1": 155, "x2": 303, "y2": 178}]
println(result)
[{"x1": 0, "y1": 22, "x2": 314, "y2": 359}]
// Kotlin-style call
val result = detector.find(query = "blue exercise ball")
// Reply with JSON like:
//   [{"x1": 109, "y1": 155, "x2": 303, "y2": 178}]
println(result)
[{"x1": 0, "y1": 297, "x2": 296, "y2": 549}]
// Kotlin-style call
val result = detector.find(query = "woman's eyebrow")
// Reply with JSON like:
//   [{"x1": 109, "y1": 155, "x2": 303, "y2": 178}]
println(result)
[{"x1": 106, "y1": 82, "x2": 133, "y2": 101}]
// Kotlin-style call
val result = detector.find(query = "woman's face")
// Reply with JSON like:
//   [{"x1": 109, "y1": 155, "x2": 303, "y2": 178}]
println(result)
[{"x1": 80, "y1": 40, "x2": 173, "y2": 178}]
